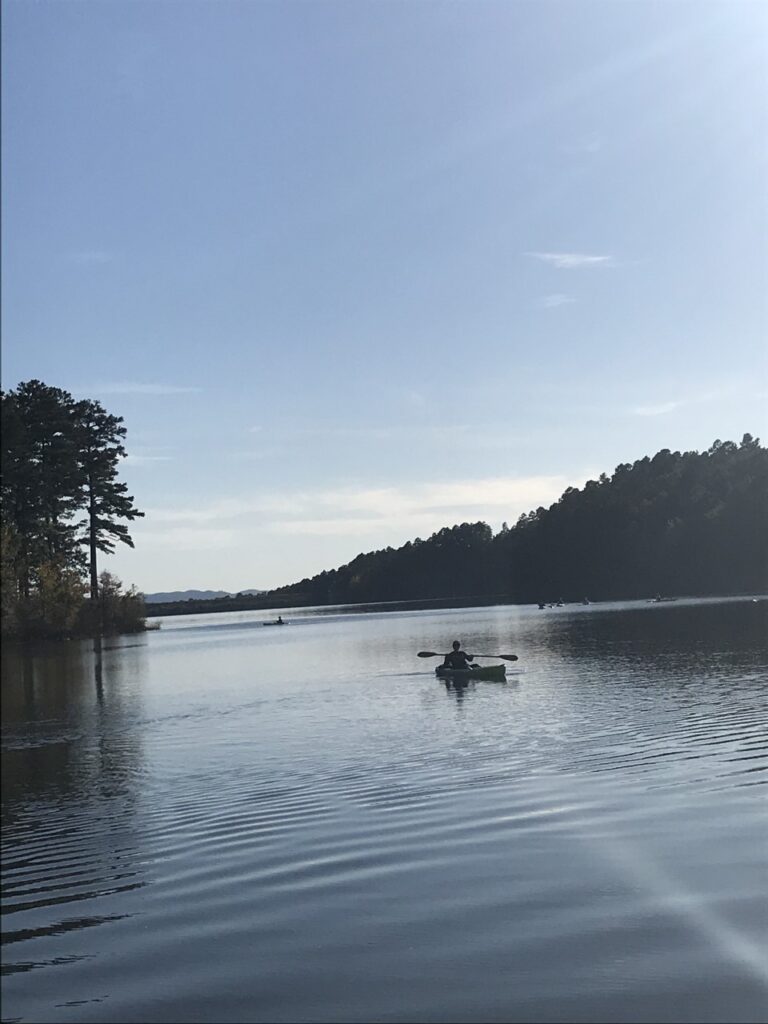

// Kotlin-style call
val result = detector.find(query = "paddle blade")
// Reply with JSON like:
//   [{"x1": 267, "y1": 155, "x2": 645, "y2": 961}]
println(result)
[{"x1": 417, "y1": 651, "x2": 443, "y2": 658}]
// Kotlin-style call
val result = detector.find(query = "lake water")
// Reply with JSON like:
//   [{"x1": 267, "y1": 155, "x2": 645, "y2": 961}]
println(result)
[{"x1": 2, "y1": 597, "x2": 767, "y2": 1023}]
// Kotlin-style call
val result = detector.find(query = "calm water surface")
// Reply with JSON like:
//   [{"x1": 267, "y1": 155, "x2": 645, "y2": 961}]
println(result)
[{"x1": 2, "y1": 598, "x2": 767, "y2": 1023}]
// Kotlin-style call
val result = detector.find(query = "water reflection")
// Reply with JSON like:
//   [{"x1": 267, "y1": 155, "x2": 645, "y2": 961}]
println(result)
[
  {"x1": 1, "y1": 599, "x2": 766, "y2": 1023},
  {"x1": 1, "y1": 639, "x2": 147, "y2": 977},
  {"x1": 442, "y1": 677, "x2": 472, "y2": 704},
  {"x1": 2, "y1": 639, "x2": 146, "y2": 808},
  {"x1": 94, "y1": 637, "x2": 104, "y2": 704},
  {"x1": 536, "y1": 598, "x2": 768, "y2": 662}
]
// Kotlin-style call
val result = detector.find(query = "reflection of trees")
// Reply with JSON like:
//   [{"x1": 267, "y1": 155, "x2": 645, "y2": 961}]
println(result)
[
  {"x1": 1, "y1": 638, "x2": 147, "y2": 812},
  {"x1": 538, "y1": 601, "x2": 768, "y2": 673},
  {"x1": 1, "y1": 638, "x2": 148, "y2": 971}
]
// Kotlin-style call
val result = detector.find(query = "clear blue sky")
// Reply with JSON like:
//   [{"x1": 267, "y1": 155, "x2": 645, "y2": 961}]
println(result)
[{"x1": 3, "y1": 0, "x2": 766, "y2": 592}]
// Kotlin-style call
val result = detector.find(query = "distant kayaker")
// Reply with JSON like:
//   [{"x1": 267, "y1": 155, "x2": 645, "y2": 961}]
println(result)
[
  {"x1": 277, "y1": 615, "x2": 284, "y2": 624},
  {"x1": 442, "y1": 641, "x2": 474, "y2": 670}
]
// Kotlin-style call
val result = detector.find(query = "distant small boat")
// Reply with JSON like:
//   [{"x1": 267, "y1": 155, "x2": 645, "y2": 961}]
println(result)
[{"x1": 262, "y1": 619, "x2": 287, "y2": 626}]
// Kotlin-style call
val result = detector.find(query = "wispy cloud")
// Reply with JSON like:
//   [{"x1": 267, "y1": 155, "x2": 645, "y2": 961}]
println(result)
[
  {"x1": 67, "y1": 250, "x2": 113, "y2": 265},
  {"x1": 238, "y1": 424, "x2": 545, "y2": 460},
  {"x1": 121, "y1": 444, "x2": 175, "y2": 465},
  {"x1": 226, "y1": 450, "x2": 279, "y2": 462},
  {"x1": 632, "y1": 400, "x2": 683, "y2": 417},
  {"x1": 144, "y1": 499, "x2": 257, "y2": 525},
  {"x1": 134, "y1": 527, "x2": 238, "y2": 551},
  {"x1": 528, "y1": 252, "x2": 614, "y2": 269},
  {"x1": 123, "y1": 454, "x2": 174, "y2": 465},
  {"x1": 629, "y1": 383, "x2": 764, "y2": 418},
  {"x1": 246, "y1": 423, "x2": 486, "y2": 444},
  {"x1": 401, "y1": 389, "x2": 428, "y2": 413},
  {"x1": 539, "y1": 293, "x2": 576, "y2": 309},
  {"x1": 77, "y1": 382, "x2": 202, "y2": 396},
  {"x1": 563, "y1": 134, "x2": 603, "y2": 155},
  {"x1": 141, "y1": 474, "x2": 587, "y2": 544}
]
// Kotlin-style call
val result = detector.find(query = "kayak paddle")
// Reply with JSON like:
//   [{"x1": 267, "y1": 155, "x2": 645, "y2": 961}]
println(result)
[{"x1": 417, "y1": 651, "x2": 519, "y2": 662}]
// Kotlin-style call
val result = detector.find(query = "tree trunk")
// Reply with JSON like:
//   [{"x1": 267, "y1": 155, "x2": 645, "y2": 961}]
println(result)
[
  {"x1": 88, "y1": 474, "x2": 101, "y2": 635},
  {"x1": 19, "y1": 537, "x2": 30, "y2": 600},
  {"x1": 89, "y1": 478, "x2": 99, "y2": 602}
]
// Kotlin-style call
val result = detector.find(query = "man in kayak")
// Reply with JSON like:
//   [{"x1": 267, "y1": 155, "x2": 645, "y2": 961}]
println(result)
[{"x1": 442, "y1": 641, "x2": 475, "y2": 670}]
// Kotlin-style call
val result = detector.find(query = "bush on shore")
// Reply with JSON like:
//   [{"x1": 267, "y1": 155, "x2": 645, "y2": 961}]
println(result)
[{"x1": 1, "y1": 557, "x2": 147, "y2": 641}]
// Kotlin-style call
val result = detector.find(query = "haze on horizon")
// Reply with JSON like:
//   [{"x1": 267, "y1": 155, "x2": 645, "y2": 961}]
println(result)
[{"x1": 3, "y1": 0, "x2": 766, "y2": 593}]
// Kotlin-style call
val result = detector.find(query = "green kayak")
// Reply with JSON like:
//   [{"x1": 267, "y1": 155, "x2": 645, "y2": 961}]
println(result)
[{"x1": 435, "y1": 664, "x2": 506, "y2": 682}]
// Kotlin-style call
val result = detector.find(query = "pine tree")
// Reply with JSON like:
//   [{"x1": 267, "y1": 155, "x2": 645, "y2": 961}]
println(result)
[
  {"x1": 1, "y1": 381, "x2": 83, "y2": 596},
  {"x1": 73, "y1": 399, "x2": 144, "y2": 604}
]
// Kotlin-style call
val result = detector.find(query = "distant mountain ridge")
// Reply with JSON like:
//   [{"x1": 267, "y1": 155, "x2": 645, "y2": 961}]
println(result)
[{"x1": 144, "y1": 589, "x2": 265, "y2": 603}]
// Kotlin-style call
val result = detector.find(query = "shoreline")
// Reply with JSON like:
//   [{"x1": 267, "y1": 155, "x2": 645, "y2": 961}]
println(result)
[{"x1": 146, "y1": 591, "x2": 768, "y2": 621}]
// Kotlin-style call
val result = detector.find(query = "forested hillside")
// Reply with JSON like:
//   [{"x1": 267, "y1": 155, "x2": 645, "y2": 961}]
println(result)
[{"x1": 268, "y1": 436, "x2": 768, "y2": 606}]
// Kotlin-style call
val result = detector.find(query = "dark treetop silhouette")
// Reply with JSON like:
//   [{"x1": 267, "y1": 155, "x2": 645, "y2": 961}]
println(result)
[
  {"x1": 2, "y1": 380, "x2": 145, "y2": 639},
  {"x1": 263, "y1": 435, "x2": 767, "y2": 608}
]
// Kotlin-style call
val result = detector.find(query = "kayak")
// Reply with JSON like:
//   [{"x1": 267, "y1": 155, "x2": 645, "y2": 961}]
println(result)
[
  {"x1": 435, "y1": 664, "x2": 506, "y2": 682},
  {"x1": 262, "y1": 620, "x2": 286, "y2": 626}
]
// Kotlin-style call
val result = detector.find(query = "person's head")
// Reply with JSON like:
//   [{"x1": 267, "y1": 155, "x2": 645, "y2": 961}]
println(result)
[{"x1": 452, "y1": 640, "x2": 461, "y2": 650}]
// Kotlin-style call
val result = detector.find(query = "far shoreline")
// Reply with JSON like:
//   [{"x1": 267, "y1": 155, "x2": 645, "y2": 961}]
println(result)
[{"x1": 146, "y1": 591, "x2": 768, "y2": 621}]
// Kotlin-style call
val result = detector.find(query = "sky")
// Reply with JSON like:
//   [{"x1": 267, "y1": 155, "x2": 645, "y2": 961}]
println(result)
[{"x1": 3, "y1": 0, "x2": 767, "y2": 593}]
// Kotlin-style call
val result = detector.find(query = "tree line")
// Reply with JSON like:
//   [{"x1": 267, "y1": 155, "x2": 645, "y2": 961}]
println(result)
[
  {"x1": 1, "y1": 380, "x2": 146, "y2": 639},
  {"x1": 265, "y1": 436, "x2": 767, "y2": 608}
]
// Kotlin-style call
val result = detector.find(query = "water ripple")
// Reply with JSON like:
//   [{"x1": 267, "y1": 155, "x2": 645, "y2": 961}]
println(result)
[{"x1": 2, "y1": 599, "x2": 766, "y2": 1023}]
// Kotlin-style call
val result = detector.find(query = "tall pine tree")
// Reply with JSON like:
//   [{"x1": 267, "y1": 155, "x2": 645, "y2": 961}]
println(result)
[{"x1": 73, "y1": 399, "x2": 144, "y2": 603}]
